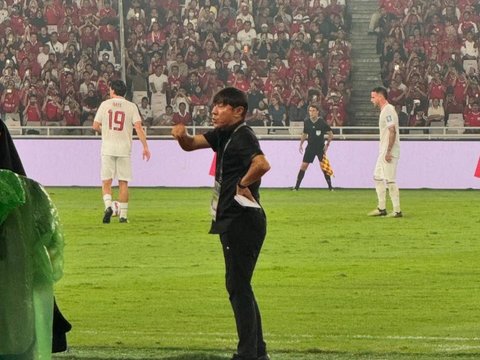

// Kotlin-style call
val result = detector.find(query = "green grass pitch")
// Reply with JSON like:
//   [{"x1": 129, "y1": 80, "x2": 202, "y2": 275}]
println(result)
[{"x1": 49, "y1": 187, "x2": 480, "y2": 360}]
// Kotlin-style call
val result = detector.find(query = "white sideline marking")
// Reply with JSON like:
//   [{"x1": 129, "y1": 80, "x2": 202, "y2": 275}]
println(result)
[
  {"x1": 78, "y1": 330, "x2": 480, "y2": 342},
  {"x1": 350, "y1": 335, "x2": 480, "y2": 341},
  {"x1": 440, "y1": 345, "x2": 480, "y2": 351}
]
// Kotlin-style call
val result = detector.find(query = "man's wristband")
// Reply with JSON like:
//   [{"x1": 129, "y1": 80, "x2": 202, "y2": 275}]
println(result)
[{"x1": 237, "y1": 180, "x2": 248, "y2": 189}]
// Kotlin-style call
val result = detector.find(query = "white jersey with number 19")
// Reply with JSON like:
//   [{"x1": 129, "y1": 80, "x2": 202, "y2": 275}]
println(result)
[{"x1": 94, "y1": 98, "x2": 142, "y2": 157}]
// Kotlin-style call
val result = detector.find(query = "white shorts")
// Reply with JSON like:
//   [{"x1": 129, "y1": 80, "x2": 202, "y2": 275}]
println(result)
[
  {"x1": 374, "y1": 154, "x2": 398, "y2": 182},
  {"x1": 101, "y1": 155, "x2": 132, "y2": 182}
]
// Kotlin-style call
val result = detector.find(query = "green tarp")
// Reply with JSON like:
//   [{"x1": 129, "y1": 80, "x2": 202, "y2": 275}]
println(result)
[{"x1": 0, "y1": 169, "x2": 64, "y2": 360}]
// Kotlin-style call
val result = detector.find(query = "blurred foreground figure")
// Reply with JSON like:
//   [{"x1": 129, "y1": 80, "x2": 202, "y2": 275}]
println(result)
[
  {"x1": 0, "y1": 121, "x2": 71, "y2": 359},
  {"x1": 0, "y1": 169, "x2": 64, "y2": 359}
]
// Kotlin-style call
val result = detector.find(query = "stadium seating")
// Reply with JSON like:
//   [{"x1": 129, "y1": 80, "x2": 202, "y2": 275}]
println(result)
[
  {"x1": 373, "y1": 0, "x2": 480, "y2": 133},
  {"x1": 0, "y1": 0, "x2": 352, "y2": 135}
]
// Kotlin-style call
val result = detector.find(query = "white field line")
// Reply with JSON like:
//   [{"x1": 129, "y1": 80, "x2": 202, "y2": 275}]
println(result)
[
  {"x1": 349, "y1": 335, "x2": 480, "y2": 342},
  {"x1": 77, "y1": 330, "x2": 480, "y2": 342},
  {"x1": 439, "y1": 345, "x2": 480, "y2": 351}
]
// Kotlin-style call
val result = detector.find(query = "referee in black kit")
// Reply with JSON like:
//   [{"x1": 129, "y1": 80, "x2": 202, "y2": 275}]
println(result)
[
  {"x1": 171, "y1": 87, "x2": 271, "y2": 360},
  {"x1": 293, "y1": 103, "x2": 334, "y2": 191}
]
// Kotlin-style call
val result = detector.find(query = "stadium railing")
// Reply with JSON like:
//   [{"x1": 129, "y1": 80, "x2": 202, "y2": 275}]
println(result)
[{"x1": 9, "y1": 125, "x2": 480, "y2": 140}]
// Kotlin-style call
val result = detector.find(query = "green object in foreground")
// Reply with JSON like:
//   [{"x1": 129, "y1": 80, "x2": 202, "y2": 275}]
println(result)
[
  {"x1": 0, "y1": 170, "x2": 64, "y2": 360},
  {"x1": 47, "y1": 188, "x2": 479, "y2": 359}
]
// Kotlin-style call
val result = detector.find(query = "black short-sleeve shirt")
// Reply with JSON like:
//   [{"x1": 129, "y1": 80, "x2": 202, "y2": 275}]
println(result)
[
  {"x1": 203, "y1": 122, "x2": 264, "y2": 233},
  {"x1": 303, "y1": 117, "x2": 332, "y2": 149}
]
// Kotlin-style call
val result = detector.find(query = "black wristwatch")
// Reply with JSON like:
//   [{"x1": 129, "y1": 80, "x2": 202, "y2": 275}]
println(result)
[{"x1": 237, "y1": 180, "x2": 248, "y2": 189}]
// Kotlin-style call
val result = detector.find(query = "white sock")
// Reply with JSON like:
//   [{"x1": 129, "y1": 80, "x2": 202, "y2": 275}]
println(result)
[
  {"x1": 119, "y1": 202, "x2": 128, "y2": 219},
  {"x1": 387, "y1": 182, "x2": 401, "y2": 213},
  {"x1": 103, "y1": 194, "x2": 112, "y2": 210},
  {"x1": 374, "y1": 179, "x2": 387, "y2": 210}
]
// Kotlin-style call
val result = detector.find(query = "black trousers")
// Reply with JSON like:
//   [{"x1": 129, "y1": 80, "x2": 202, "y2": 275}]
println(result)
[
  {"x1": 220, "y1": 209, "x2": 267, "y2": 359},
  {"x1": 53, "y1": 299, "x2": 72, "y2": 352}
]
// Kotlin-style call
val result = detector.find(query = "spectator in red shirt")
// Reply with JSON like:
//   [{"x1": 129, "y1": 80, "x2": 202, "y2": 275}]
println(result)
[
  {"x1": 97, "y1": 72, "x2": 110, "y2": 100},
  {"x1": 42, "y1": 93, "x2": 63, "y2": 126},
  {"x1": 16, "y1": 41, "x2": 33, "y2": 64},
  {"x1": 79, "y1": 0, "x2": 98, "y2": 19},
  {"x1": 172, "y1": 101, "x2": 192, "y2": 125},
  {"x1": 9, "y1": 5, "x2": 25, "y2": 36},
  {"x1": 146, "y1": 21, "x2": 166, "y2": 48},
  {"x1": 18, "y1": 57, "x2": 41, "y2": 81},
  {"x1": 326, "y1": 0, "x2": 345, "y2": 18},
  {"x1": 63, "y1": 95, "x2": 81, "y2": 133},
  {"x1": 464, "y1": 101, "x2": 480, "y2": 131},
  {"x1": 23, "y1": 94, "x2": 42, "y2": 129},
  {"x1": 79, "y1": 23, "x2": 98, "y2": 50},
  {"x1": 458, "y1": 10, "x2": 478, "y2": 37},
  {"x1": 287, "y1": 39, "x2": 307, "y2": 67},
  {"x1": 428, "y1": 71, "x2": 446, "y2": 100},
  {"x1": 44, "y1": 0, "x2": 62, "y2": 31},
  {"x1": 98, "y1": 22, "x2": 119, "y2": 53},
  {"x1": 230, "y1": 69, "x2": 250, "y2": 92},
  {"x1": 99, "y1": 0, "x2": 117, "y2": 21},
  {"x1": 271, "y1": 57, "x2": 288, "y2": 79},
  {"x1": 326, "y1": 105, "x2": 345, "y2": 126},
  {"x1": 452, "y1": 70, "x2": 469, "y2": 105},
  {"x1": 444, "y1": 91, "x2": 465, "y2": 117}
]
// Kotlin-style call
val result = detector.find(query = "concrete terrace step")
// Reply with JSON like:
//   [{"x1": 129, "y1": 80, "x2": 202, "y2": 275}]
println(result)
[
  {"x1": 351, "y1": 52, "x2": 379, "y2": 57},
  {"x1": 351, "y1": 57, "x2": 380, "y2": 63},
  {"x1": 346, "y1": 0, "x2": 384, "y2": 124},
  {"x1": 351, "y1": 14, "x2": 374, "y2": 20},
  {"x1": 353, "y1": 68, "x2": 381, "y2": 73}
]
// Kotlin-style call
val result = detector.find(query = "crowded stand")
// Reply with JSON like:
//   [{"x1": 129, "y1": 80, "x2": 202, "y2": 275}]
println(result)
[
  {"x1": 0, "y1": 0, "x2": 351, "y2": 135},
  {"x1": 370, "y1": 0, "x2": 480, "y2": 133}
]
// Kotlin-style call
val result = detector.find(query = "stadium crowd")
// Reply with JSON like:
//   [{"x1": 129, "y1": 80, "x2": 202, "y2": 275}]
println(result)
[
  {"x1": 370, "y1": 0, "x2": 480, "y2": 132},
  {"x1": 0, "y1": 0, "x2": 352, "y2": 135}
]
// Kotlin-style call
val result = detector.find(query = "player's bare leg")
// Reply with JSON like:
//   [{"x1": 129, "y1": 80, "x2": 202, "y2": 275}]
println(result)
[{"x1": 118, "y1": 180, "x2": 129, "y2": 222}]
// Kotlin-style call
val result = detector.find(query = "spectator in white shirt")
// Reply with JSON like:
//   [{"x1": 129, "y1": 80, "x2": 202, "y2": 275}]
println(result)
[
  {"x1": 236, "y1": 3, "x2": 255, "y2": 27},
  {"x1": 48, "y1": 32, "x2": 64, "y2": 54},
  {"x1": 237, "y1": 20, "x2": 257, "y2": 48},
  {"x1": 37, "y1": 44, "x2": 51, "y2": 69},
  {"x1": 461, "y1": 31, "x2": 478, "y2": 59}
]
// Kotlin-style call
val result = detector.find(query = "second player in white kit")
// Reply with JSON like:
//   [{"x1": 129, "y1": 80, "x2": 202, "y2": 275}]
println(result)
[{"x1": 369, "y1": 86, "x2": 402, "y2": 218}]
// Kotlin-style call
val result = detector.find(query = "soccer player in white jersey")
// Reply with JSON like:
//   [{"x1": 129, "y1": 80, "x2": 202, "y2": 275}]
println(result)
[
  {"x1": 93, "y1": 79, "x2": 151, "y2": 223},
  {"x1": 368, "y1": 86, "x2": 402, "y2": 218}
]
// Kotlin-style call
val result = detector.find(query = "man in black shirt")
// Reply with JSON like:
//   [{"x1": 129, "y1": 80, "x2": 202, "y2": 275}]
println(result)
[
  {"x1": 293, "y1": 104, "x2": 334, "y2": 190},
  {"x1": 172, "y1": 87, "x2": 271, "y2": 360}
]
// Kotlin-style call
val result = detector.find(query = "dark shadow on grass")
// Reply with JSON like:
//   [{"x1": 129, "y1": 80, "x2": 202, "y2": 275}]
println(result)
[{"x1": 53, "y1": 352, "x2": 229, "y2": 360}]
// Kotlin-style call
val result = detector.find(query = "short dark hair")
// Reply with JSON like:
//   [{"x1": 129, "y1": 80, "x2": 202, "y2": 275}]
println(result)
[
  {"x1": 212, "y1": 87, "x2": 248, "y2": 116},
  {"x1": 372, "y1": 86, "x2": 388, "y2": 99},
  {"x1": 109, "y1": 79, "x2": 127, "y2": 97}
]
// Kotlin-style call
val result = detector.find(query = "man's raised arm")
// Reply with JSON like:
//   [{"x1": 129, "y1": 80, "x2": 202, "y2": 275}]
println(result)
[{"x1": 171, "y1": 124, "x2": 211, "y2": 151}]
